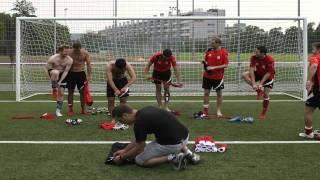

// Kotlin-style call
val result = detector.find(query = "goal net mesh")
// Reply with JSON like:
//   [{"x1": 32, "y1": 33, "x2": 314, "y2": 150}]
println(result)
[{"x1": 17, "y1": 17, "x2": 305, "y2": 100}]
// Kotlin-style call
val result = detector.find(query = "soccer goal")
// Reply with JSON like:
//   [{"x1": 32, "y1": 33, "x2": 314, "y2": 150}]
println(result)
[{"x1": 16, "y1": 17, "x2": 308, "y2": 101}]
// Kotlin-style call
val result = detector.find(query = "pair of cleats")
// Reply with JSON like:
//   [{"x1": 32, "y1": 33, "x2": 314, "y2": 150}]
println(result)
[
  {"x1": 172, "y1": 153, "x2": 201, "y2": 171},
  {"x1": 298, "y1": 130, "x2": 320, "y2": 140}
]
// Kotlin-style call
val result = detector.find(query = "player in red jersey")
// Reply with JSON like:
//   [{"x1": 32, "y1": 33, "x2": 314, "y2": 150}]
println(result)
[
  {"x1": 242, "y1": 46, "x2": 275, "y2": 120},
  {"x1": 299, "y1": 42, "x2": 320, "y2": 140},
  {"x1": 201, "y1": 37, "x2": 229, "y2": 117},
  {"x1": 144, "y1": 49, "x2": 181, "y2": 111}
]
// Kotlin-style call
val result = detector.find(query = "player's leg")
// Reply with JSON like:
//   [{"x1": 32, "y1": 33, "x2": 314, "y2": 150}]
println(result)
[
  {"x1": 49, "y1": 69, "x2": 60, "y2": 99},
  {"x1": 67, "y1": 72, "x2": 76, "y2": 116},
  {"x1": 202, "y1": 77, "x2": 212, "y2": 116},
  {"x1": 155, "y1": 84, "x2": 163, "y2": 108},
  {"x1": 299, "y1": 91, "x2": 319, "y2": 139},
  {"x1": 241, "y1": 71, "x2": 253, "y2": 86},
  {"x1": 213, "y1": 79, "x2": 224, "y2": 116},
  {"x1": 163, "y1": 83, "x2": 171, "y2": 111},
  {"x1": 260, "y1": 79, "x2": 273, "y2": 120},
  {"x1": 55, "y1": 73, "x2": 67, "y2": 117},
  {"x1": 216, "y1": 89, "x2": 223, "y2": 116},
  {"x1": 260, "y1": 87, "x2": 271, "y2": 120},
  {"x1": 107, "y1": 83, "x2": 116, "y2": 122},
  {"x1": 135, "y1": 141, "x2": 188, "y2": 170},
  {"x1": 77, "y1": 72, "x2": 87, "y2": 114}
]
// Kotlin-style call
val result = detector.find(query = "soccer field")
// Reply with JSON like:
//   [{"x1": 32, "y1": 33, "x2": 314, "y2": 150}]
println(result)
[{"x1": 1, "y1": 95, "x2": 320, "y2": 179}]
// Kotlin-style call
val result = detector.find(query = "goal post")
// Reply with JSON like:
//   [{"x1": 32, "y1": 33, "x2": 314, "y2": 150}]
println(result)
[{"x1": 16, "y1": 16, "x2": 308, "y2": 101}]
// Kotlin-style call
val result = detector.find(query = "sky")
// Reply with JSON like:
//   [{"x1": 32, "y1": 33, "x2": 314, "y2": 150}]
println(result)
[{"x1": 1, "y1": 0, "x2": 319, "y2": 33}]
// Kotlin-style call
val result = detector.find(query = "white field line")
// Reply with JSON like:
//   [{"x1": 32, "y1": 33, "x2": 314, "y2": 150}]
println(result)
[
  {"x1": 0, "y1": 140, "x2": 318, "y2": 144},
  {"x1": 0, "y1": 100, "x2": 302, "y2": 103}
]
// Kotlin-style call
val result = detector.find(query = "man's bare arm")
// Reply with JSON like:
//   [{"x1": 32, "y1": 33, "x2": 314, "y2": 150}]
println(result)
[
  {"x1": 85, "y1": 52, "x2": 92, "y2": 81},
  {"x1": 58, "y1": 57, "x2": 73, "y2": 84},
  {"x1": 173, "y1": 65, "x2": 181, "y2": 83},
  {"x1": 143, "y1": 61, "x2": 153, "y2": 79},
  {"x1": 123, "y1": 63, "x2": 137, "y2": 89},
  {"x1": 106, "y1": 63, "x2": 119, "y2": 92}
]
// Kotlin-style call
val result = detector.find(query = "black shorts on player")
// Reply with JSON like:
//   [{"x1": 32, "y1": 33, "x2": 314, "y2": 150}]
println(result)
[
  {"x1": 306, "y1": 90, "x2": 320, "y2": 109},
  {"x1": 202, "y1": 77, "x2": 224, "y2": 91},
  {"x1": 48, "y1": 69, "x2": 67, "y2": 88},
  {"x1": 152, "y1": 70, "x2": 171, "y2": 84},
  {"x1": 67, "y1": 71, "x2": 86, "y2": 90},
  {"x1": 107, "y1": 77, "x2": 129, "y2": 97},
  {"x1": 254, "y1": 72, "x2": 274, "y2": 89}
]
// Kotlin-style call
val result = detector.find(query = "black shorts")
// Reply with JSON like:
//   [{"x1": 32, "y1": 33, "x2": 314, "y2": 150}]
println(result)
[
  {"x1": 254, "y1": 72, "x2": 274, "y2": 89},
  {"x1": 67, "y1": 71, "x2": 87, "y2": 90},
  {"x1": 48, "y1": 69, "x2": 67, "y2": 88},
  {"x1": 107, "y1": 77, "x2": 129, "y2": 97},
  {"x1": 202, "y1": 77, "x2": 224, "y2": 91},
  {"x1": 152, "y1": 70, "x2": 171, "y2": 84},
  {"x1": 306, "y1": 90, "x2": 320, "y2": 109}
]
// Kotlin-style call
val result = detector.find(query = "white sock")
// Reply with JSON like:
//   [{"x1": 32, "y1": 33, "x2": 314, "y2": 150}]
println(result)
[{"x1": 167, "y1": 154, "x2": 176, "y2": 161}]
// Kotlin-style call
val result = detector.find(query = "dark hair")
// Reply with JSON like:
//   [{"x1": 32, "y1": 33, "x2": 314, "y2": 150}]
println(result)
[
  {"x1": 72, "y1": 40, "x2": 81, "y2": 49},
  {"x1": 115, "y1": 58, "x2": 127, "y2": 69},
  {"x1": 57, "y1": 45, "x2": 69, "y2": 53},
  {"x1": 112, "y1": 104, "x2": 133, "y2": 121},
  {"x1": 163, "y1": 49, "x2": 172, "y2": 58},
  {"x1": 256, "y1": 45, "x2": 268, "y2": 55},
  {"x1": 212, "y1": 37, "x2": 222, "y2": 44},
  {"x1": 312, "y1": 42, "x2": 320, "y2": 50}
]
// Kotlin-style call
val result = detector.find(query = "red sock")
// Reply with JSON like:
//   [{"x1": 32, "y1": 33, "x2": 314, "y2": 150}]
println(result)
[
  {"x1": 262, "y1": 99, "x2": 269, "y2": 115},
  {"x1": 304, "y1": 127, "x2": 313, "y2": 135},
  {"x1": 203, "y1": 104, "x2": 209, "y2": 115}
]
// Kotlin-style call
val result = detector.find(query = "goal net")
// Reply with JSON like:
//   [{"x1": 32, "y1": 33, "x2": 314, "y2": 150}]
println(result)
[{"x1": 16, "y1": 17, "x2": 307, "y2": 101}]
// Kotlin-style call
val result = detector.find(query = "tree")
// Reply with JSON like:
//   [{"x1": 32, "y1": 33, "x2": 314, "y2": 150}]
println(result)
[{"x1": 11, "y1": 0, "x2": 36, "y2": 17}]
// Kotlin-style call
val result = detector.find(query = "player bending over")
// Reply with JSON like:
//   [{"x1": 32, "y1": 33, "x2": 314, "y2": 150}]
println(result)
[
  {"x1": 242, "y1": 45, "x2": 275, "y2": 120},
  {"x1": 44, "y1": 45, "x2": 73, "y2": 116},
  {"x1": 299, "y1": 42, "x2": 320, "y2": 140},
  {"x1": 201, "y1": 37, "x2": 229, "y2": 117},
  {"x1": 111, "y1": 105, "x2": 200, "y2": 170},
  {"x1": 106, "y1": 58, "x2": 136, "y2": 123},
  {"x1": 66, "y1": 41, "x2": 92, "y2": 116},
  {"x1": 143, "y1": 49, "x2": 181, "y2": 111}
]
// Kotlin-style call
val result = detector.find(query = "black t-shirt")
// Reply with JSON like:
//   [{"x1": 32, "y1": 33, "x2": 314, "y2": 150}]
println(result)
[{"x1": 134, "y1": 106, "x2": 189, "y2": 145}]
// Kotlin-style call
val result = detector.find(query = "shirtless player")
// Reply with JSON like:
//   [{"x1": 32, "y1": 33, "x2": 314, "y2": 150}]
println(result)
[
  {"x1": 44, "y1": 45, "x2": 73, "y2": 116},
  {"x1": 67, "y1": 41, "x2": 92, "y2": 116}
]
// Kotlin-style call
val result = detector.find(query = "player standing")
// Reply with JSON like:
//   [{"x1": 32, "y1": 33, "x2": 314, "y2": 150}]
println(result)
[
  {"x1": 201, "y1": 37, "x2": 229, "y2": 117},
  {"x1": 242, "y1": 45, "x2": 275, "y2": 120},
  {"x1": 106, "y1": 58, "x2": 136, "y2": 123},
  {"x1": 299, "y1": 42, "x2": 320, "y2": 140},
  {"x1": 66, "y1": 41, "x2": 92, "y2": 116},
  {"x1": 44, "y1": 45, "x2": 73, "y2": 116},
  {"x1": 143, "y1": 49, "x2": 181, "y2": 111}
]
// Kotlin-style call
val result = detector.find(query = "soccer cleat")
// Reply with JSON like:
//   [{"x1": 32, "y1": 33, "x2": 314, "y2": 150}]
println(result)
[
  {"x1": 172, "y1": 153, "x2": 187, "y2": 171},
  {"x1": 51, "y1": 88, "x2": 57, "y2": 100},
  {"x1": 56, "y1": 109, "x2": 63, "y2": 117},
  {"x1": 256, "y1": 89, "x2": 264, "y2": 100},
  {"x1": 298, "y1": 132, "x2": 315, "y2": 139},
  {"x1": 186, "y1": 153, "x2": 200, "y2": 165}
]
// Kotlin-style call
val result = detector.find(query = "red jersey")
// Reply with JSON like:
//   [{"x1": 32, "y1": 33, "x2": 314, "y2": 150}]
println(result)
[
  {"x1": 150, "y1": 52, "x2": 176, "y2": 72},
  {"x1": 203, "y1": 48, "x2": 229, "y2": 80},
  {"x1": 250, "y1": 55, "x2": 275, "y2": 79},
  {"x1": 309, "y1": 53, "x2": 320, "y2": 91}
]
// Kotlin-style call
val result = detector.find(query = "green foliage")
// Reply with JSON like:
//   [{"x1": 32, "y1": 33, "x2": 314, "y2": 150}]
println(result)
[{"x1": 11, "y1": 0, "x2": 36, "y2": 17}]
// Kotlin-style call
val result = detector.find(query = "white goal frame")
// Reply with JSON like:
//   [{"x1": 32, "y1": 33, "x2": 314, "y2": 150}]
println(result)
[{"x1": 16, "y1": 16, "x2": 308, "y2": 101}]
